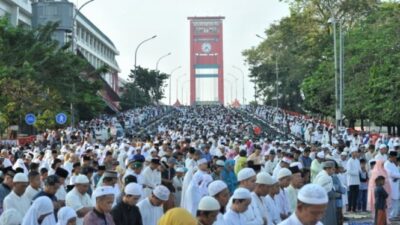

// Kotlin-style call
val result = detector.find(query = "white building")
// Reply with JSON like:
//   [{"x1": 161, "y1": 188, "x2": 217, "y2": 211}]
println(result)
[{"x1": 0, "y1": 0, "x2": 121, "y2": 111}]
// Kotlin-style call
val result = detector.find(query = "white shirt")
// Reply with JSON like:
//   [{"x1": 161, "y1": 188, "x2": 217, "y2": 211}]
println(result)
[
  {"x1": 66, "y1": 187, "x2": 93, "y2": 225},
  {"x1": 251, "y1": 192, "x2": 268, "y2": 225},
  {"x1": 137, "y1": 198, "x2": 164, "y2": 225},
  {"x1": 384, "y1": 160, "x2": 400, "y2": 199},
  {"x1": 226, "y1": 194, "x2": 263, "y2": 225},
  {"x1": 275, "y1": 188, "x2": 291, "y2": 216},
  {"x1": 141, "y1": 166, "x2": 161, "y2": 198},
  {"x1": 313, "y1": 170, "x2": 333, "y2": 193},
  {"x1": 223, "y1": 209, "x2": 247, "y2": 225},
  {"x1": 346, "y1": 157, "x2": 361, "y2": 186},
  {"x1": 55, "y1": 185, "x2": 67, "y2": 201},
  {"x1": 3, "y1": 191, "x2": 30, "y2": 217},
  {"x1": 264, "y1": 159, "x2": 278, "y2": 175},
  {"x1": 265, "y1": 195, "x2": 281, "y2": 225},
  {"x1": 23, "y1": 185, "x2": 40, "y2": 203},
  {"x1": 213, "y1": 213, "x2": 226, "y2": 225},
  {"x1": 278, "y1": 212, "x2": 323, "y2": 225}
]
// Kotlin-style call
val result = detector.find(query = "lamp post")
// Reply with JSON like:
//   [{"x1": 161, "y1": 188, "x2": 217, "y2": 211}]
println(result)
[
  {"x1": 169, "y1": 66, "x2": 181, "y2": 105},
  {"x1": 225, "y1": 79, "x2": 234, "y2": 105},
  {"x1": 232, "y1": 66, "x2": 245, "y2": 105},
  {"x1": 227, "y1": 73, "x2": 238, "y2": 100},
  {"x1": 156, "y1": 52, "x2": 172, "y2": 71},
  {"x1": 176, "y1": 74, "x2": 186, "y2": 103},
  {"x1": 154, "y1": 52, "x2": 171, "y2": 105},
  {"x1": 328, "y1": 17, "x2": 340, "y2": 130},
  {"x1": 71, "y1": 0, "x2": 95, "y2": 128},
  {"x1": 182, "y1": 80, "x2": 190, "y2": 105},
  {"x1": 134, "y1": 35, "x2": 157, "y2": 71},
  {"x1": 133, "y1": 35, "x2": 157, "y2": 108}
]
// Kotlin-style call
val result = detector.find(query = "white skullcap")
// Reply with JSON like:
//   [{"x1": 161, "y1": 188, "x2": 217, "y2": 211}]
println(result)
[
  {"x1": 232, "y1": 187, "x2": 251, "y2": 200},
  {"x1": 153, "y1": 185, "x2": 170, "y2": 201},
  {"x1": 93, "y1": 186, "x2": 115, "y2": 199},
  {"x1": 216, "y1": 160, "x2": 225, "y2": 167},
  {"x1": 394, "y1": 142, "x2": 400, "y2": 147},
  {"x1": 176, "y1": 167, "x2": 185, "y2": 173},
  {"x1": 379, "y1": 144, "x2": 387, "y2": 149},
  {"x1": 277, "y1": 168, "x2": 292, "y2": 180},
  {"x1": 198, "y1": 196, "x2": 220, "y2": 211},
  {"x1": 298, "y1": 183, "x2": 328, "y2": 205},
  {"x1": 350, "y1": 147, "x2": 358, "y2": 153},
  {"x1": 208, "y1": 180, "x2": 228, "y2": 196},
  {"x1": 124, "y1": 183, "x2": 143, "y2": 196},
  {"x1": 237, "y1": 168, "x2": 256, "y2": 182},
  {"x1": 0, "y1": 209, "x2": 22, "y2": 225},
  {"x1": 75, "y1": 175, "x2": 89, "y2": 184},
  {"x1": 341, "y1": 151, "x2": 348, "y2": 156},
  {"x1": 57, "y1": 155, "x2": 64, "y2": 161},
  {"x1": 13, "y1": 173, "x2": 28, "y2": 183},
  {"x1": 197, "y1": 158, "x2": 208, "y2": 165},
  {"x1": 256, "y1": 172, "x2": 275, "y2": 185},
  {"x1": 317, "y1": 151, "x2": 325, "y2": 159},
  {"x1": 290, "y1": 162, "x2": 303, "y2": 170},
  {"x1": 281, "y1": 157, "x2": 292, "y2": 164}
]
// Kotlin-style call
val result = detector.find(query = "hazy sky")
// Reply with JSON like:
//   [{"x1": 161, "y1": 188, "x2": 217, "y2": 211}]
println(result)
[{"x1": 75, "y1": 0, "x2": 290, "y2": 105}]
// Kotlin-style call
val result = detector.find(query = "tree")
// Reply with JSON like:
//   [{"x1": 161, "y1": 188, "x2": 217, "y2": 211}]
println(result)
[
  {"x1": 0, "y1": 18, "x2": 106, "y2": 130},
  {"x1": 120, "y1": 66, "x2": 168, "y2": 109}
]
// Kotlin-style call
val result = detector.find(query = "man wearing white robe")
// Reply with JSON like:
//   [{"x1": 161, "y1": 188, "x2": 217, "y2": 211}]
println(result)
[
  {"x1": 384, "y1": 151, "x2": 400, "y2": 219},
  {"x1": 185, "y1": 159, "x2": 213, "y2": 216},
  {"x1": 278, "y1": 184, "x2": 328, "y2": 225},
  {"x1": 137, "y1": 185, "x2": 170, "y2": 225},
  {"x1": 3, "y1": 173, "x2": 30, "y2": 217},
  {"x1": 226, "y1": 168, "x2": 262, "y2": 225},
  {"x1": 275, "y1": 168, "x2": 292, "y2": 220},
  {"x1": 251, "y1": 172, "x2": 275, "y2": 225},
  {"x1": 266, "y1": 179, "x2": 281, "y2": 225},
  {"x1": 66, "y1": 175, "x2": 93, "y2": 225},
  {"x1": 23, "y1": 171, "x2": 41, "y2": 203},
  {"x1": 141, "y1": 158, "x2": 162, "y2": 198},
  {"x1": 224, "y1": 188, "x2": 252, "y2": 225}
]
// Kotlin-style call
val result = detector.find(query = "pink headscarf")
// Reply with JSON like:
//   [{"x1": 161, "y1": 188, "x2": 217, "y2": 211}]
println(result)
[{"x1": 367, "y1": 160, "x2": 391, "y2": 213}]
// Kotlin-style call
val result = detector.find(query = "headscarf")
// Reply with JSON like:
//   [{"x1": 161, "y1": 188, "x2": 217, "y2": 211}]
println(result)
[
  {"x1": 56, "y1": 207, "x2": 77, "y2": 225},
  {"x1": 0, "y1": 209, "x2": 23, "y2": 225},
  {"x1": 21, "y1": 196, "x2": 56, "y2": 225},
  {"x1": 221, "y1": 159, "x2": 237, "y2": 194},
  {"x1": 367, "y1": 160, "x2": 391, "y2": 213},
  {"x1": 158, "y1": 208, "x2": 197, "y2": 225}
]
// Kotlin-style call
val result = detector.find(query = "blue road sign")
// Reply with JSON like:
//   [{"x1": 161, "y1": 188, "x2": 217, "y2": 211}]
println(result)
[
  {"x1": 25, "y1": 113, "x2": 36, "y2": 125},
  {"x1": 55, "y1": 113, "x2": 67, "y2": 125}
]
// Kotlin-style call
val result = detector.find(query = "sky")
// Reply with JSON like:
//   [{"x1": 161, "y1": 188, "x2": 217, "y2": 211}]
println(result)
[{"x1": 74, "y1": 0, "x2": 290, "y2": 105}]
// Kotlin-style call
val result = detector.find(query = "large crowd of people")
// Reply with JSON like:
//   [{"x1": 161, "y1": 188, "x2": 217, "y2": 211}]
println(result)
[{"x1": 0, "y1": 105, "x2": 398, "y2": 225}]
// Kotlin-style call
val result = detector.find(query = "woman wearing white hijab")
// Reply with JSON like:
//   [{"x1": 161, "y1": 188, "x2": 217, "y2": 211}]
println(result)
[
  {"x1": 0, "y1": 208, "x2": 23, "y2": 225},
  {"x1": 56, "y1": 207, "x2": 77, "y2": 225},
  {"x1": 22, "y1": 196, "x2": 56, "y2": 225}
]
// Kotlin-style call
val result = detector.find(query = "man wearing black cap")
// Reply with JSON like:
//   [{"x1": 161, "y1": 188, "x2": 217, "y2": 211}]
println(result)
[
  {"x1": 384, "y1": 150, "x2": 400, "y2": 219},
  {"x1": 55, "y1": 167, "x2": 69, "y2": 202},
  {"x1": 142, "y1": 158, "x2": 161, "y2": 198},
  {"x1": 286, "y1": 165, "x2": 304, "y2": 213},
  {"x1": 0, "y1": 169, "x2": 15, "y2": 213},
  {"x1": 93, "y1": 165, "x2": 106, "y2": 187},
  {"x1": 34, "y1": 174, "x2": 64, "y2": 212}
]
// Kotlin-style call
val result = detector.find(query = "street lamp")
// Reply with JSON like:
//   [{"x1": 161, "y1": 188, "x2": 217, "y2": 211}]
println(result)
[
  {"x1": 225, "y1": 79, "x2": 234, "y2": 105},
  {"x1": 232, "y1": 66, "x2": 245, "y2": 105},
  {"x1": 134, "y1": 35, "x2": 157, "y2": 71},
  {"x1": 227, "y1": 73, "x2": 238, "y2": 100},
  {"x1": 176, "y1": 73, "x2": 186, "y2": 102},
  {"x1": 71, "y1": 0, "x2": 96, "y2": 128},
  {"x1": 156, "y1": 52, "x2": 172, "y2": 71},
  {"x1": 182, "y1": 80, "x2": 190, "y2": 105},
  {"x1": 169, "y1": 66, "x2": 181, "y2": 105}
]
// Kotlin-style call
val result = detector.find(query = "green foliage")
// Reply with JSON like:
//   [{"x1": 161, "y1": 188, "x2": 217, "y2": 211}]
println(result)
[
  {"x1": 244, "y1": 1, "x2": 400, "y2": 126},
  {"x1": 120, "y1": 66, "x2": 168, "y2": 110},
  {"x1": 0, "y1": 17, "x2": 106, "y2": 128}
]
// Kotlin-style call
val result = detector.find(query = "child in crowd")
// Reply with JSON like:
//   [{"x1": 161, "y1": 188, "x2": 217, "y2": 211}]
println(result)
[
  {"x1": 358, "y1": 159, "x2": 368, "y2": 211},
  {"x1": 375, "y1": 176, "x2": 388, "y2": 225}
]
